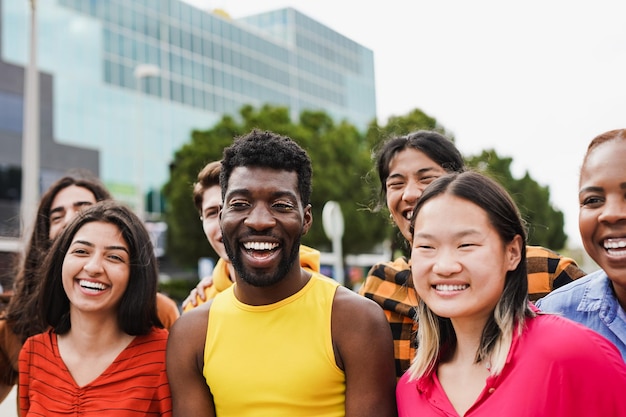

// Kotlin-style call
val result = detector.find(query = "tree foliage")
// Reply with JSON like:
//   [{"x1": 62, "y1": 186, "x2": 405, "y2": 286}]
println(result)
[
  {"x1": 466, "y1": 150, "x2": 567, "y2": 250},
  {"x1": 162, "y1": 105, "x2": 567, "y2": 271}
]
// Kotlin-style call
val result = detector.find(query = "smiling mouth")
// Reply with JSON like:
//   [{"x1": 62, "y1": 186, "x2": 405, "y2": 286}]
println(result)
[
  {"x1": 242, "y1": 241, "x2": 280, "y2": 259},
  {"x1": 434, "y1": 284, "x2": 468, "y2": 292},
  {"x1": 603, "y1": 238, "x2": 626, "y2": 255},
  {"x1": 79, "y1": 279, "x2": 107, "y2": 292}
]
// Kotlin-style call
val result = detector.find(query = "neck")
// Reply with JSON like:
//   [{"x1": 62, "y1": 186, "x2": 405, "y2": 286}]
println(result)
[{"x1": 234, "y1": 264, "x2": 311, "y2": 306}]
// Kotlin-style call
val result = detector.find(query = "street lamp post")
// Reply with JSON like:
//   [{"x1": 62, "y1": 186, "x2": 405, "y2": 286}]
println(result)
[
  {"x1": 20, "y1": 0, "x2": 39, "y2": 243},
  {"x1": 133, "y1": 64, "x2": 160, "y2": 221}
]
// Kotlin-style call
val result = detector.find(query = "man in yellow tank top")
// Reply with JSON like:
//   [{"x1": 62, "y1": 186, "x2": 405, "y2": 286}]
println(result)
[{"x1": 167, "y1": 130, "x2": 397, "y2": 417}]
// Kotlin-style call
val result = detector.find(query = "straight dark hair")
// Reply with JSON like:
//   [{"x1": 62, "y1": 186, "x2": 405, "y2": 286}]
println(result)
[
  {"x1": 39, "y1": 201, "x2": 162, "y2": 335},
  {"x1": 408, "y1": 171, "x2": 533, "y2": 378},
  {"x1": 373, "y1": 130, "x2": 464, "y2": 211}
]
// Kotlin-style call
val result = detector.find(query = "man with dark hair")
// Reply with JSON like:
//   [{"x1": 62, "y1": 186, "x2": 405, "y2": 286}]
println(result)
[{"x1": 167, "y1": 130, "x2": 396, "y2": 417}]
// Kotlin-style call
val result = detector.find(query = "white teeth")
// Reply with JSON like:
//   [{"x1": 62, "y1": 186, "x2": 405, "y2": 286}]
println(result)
[
  {"x1": 404, "y1": 211, "x2": 413, "y2": 220},
  {"x1": 79, "y1": 280, "x2": 106, "y2": 291},
  {"x1": 243, "y1": 242, "x2": 279, "y2": 251},
  {"x1": 604, "y1": 238, "x2": 626, "y2": 249},
  {"x1": 435, "y1": 284, "x2": 468, "y2": 292}
]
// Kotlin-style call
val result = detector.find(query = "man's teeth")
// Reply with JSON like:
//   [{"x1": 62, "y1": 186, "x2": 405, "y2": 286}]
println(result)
[
  {"x1": 435, "y1": 284, "x2": 468, "y2": 292},
  {"x1": 243, "y1": 242, "x2": 279, "y2": 251},
  {"x1": 604, "y1": 238, "x2": 626, "y2": 249},
  {"x1": 79, "y1": 280, "x2": 106, "y2": 291}
]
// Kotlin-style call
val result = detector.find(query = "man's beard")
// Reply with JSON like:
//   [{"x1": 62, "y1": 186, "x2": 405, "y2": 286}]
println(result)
[{"x1": 223, "y1": 233, "x2": 302, "y2": 288}]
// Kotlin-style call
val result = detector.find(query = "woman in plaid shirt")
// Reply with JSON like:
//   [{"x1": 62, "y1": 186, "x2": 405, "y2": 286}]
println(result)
[{"x1": 359, "y1": 130, "x2": 586, "y2": 378}]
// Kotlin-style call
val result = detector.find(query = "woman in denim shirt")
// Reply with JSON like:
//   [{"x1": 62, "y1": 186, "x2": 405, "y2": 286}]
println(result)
[{"x1": 536, "y1": 129, "x2": 626, "y2": 360}]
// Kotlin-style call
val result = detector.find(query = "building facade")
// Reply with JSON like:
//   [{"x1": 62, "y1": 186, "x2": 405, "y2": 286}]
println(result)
[{"x1": 0, "y1": 0, "x2": 376, "y2": 281}]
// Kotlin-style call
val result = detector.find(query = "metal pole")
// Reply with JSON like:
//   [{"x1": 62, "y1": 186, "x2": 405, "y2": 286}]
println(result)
[
  {"x1": 20, "y1": 0, "x2": 40, "y2": 242},
  {"x1": 133, "y1": 64, "x2": 160, "y2": 222}
]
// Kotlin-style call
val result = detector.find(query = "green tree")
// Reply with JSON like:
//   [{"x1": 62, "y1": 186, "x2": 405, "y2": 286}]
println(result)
[{"x1": 466, "y1": 150, "x2": 567, "y2": 250}]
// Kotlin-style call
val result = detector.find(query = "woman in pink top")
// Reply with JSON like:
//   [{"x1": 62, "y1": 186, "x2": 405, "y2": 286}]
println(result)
[{"x1": 396, "y1": 171, "x2": 626, "y2": 417}]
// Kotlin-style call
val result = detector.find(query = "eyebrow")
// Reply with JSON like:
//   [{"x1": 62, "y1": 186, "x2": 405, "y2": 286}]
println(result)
[
  {"x1": 579, "y1": 182, "x2": 626, "y2": 195},
  {"x1": 49, "y1": 201, "x2": 94, "y2": 216},
  {"x1": 387, "y1": 167, "x2": 440, "y2": 182},
  {"x1": 71, "y1": 240, "x2": 129, "y2": 254},
  {"x1": 413, "y1": 229, "x2": 482, "y2": 240},
  {"x1": 226, "y1": 188, "x2": 299, "y2": 201}
]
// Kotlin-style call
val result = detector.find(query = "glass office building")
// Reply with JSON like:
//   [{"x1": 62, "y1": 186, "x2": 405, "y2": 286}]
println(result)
[{"x1": 0, "y1": 0, "x2": 376, "y2": 252}]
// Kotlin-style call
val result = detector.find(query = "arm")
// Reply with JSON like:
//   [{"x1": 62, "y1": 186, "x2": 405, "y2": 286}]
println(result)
[
  {"x1": 181, "y1": 276, "x2": 214, "y2": 310},
  {"x1": 17, "y1": 338, "x2": 31, "y2": 415},
  {"x1": 166, "y1": 305, "x2": 216, "y2": 417},
  {"x1": 156, "y1": 292, "x2": 180, "y2": 329},
  {"x1": 332, "y1": 287, "x2": 397, "y2": 417}
]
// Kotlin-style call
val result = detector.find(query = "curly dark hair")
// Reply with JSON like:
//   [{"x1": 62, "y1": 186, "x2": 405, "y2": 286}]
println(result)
[
  {"x1": 220, "y1": 129, "x2": 312, "y2": 205},
  {"x1": 4, "y1": 171, "x2": 111, "y2": 340},
  {"x1": 40, "y1": 200, "x2": 162, "y2": 335}
]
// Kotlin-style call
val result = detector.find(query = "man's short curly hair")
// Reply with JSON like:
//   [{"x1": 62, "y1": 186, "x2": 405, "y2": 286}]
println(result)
[{"x1": 220, "y1": 129, "x2": 312, "y2": 205}]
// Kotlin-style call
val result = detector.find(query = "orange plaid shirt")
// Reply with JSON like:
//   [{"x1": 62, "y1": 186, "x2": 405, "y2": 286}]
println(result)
[{"x1": 359, "y1": 246, "x2": 586, "y2": 378}]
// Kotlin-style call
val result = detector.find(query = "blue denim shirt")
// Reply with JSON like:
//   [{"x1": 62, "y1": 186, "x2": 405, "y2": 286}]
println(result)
[{"x1": 536, "y1": 269, "x2": 626, "y2": 361}]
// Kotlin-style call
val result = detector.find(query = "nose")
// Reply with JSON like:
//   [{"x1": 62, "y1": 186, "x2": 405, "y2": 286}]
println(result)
[
  {"x1": 83, "y1": 255, "x2": 104, "y2": 276},
  {"x1": 402, "y1": 179, "x2": 423, "y2": 203},
  {"x1": 243, "y1": 204, "x2": 276, "y2": 231},
  {"x1": 597, "y1": 196, "x2": 626, "y2": 224},
  {"x1": 432, "y1": 249, "x2": 462, "y2": 276}
]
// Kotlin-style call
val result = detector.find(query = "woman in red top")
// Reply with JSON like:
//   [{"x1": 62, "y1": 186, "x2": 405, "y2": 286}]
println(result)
[
  {"x1": 397, "y1": 171, "x2": 626, "y2": 416},
  {"x1": 18, "y1": 201, "x2": 172, "y2": 416}
]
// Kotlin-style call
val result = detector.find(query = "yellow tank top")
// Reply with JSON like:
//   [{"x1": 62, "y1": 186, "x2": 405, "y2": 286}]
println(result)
[{"x1": 203, "y1": 273, "x2": 345, "y2": 416}]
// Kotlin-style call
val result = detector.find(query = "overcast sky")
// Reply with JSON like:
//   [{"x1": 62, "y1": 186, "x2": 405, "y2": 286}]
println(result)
[{"x1": 185, "y1": 0, "x2": 626, "y2": 249}]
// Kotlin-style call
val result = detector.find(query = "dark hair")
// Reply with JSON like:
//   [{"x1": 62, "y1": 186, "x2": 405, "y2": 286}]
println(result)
[
  {"x1": 582, "y1": 128, "x2": 626, "y2": 166},
  {"x1": 192, "y1": 160, "x2": 222, "y2": 214},
  {"x1": 220, "y1": 129, "x2": 312, "y2": 205},
  {"x1": 374, "y1": 130, "x2": 464, "y2": 210},
  {"x1": 409, "y1": 171, "x2": 532, "y2": 372},
  {"x1": 39, "y1": 201, "x2": 162, "y2": 335},
  {"x1": 4, "y1": 171, "x2": 111, "y2": 340}
]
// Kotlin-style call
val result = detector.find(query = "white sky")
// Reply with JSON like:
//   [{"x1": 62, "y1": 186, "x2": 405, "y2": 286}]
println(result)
[{"x1": 184, "y1": 0, "x2": 626, "y2": 249}]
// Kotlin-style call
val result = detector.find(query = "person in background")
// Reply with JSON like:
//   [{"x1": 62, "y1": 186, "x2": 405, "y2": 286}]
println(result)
[
  {"x1": 19, "y1": 201, "x2": 172, "y2": 416},
  {"x1": 181, "y1": 160, "x2": 321, "y2": 312},
  {"x1": 167, "y1": 130, "x2": 396, "y2": 417},
  {"x1": 536, "y1": 128, "x2": 626, "y2": 360},
  {"x1": 0, "y1": 171, "x2": 179, "y2": 402},
  {"x1": 396, "y1": 171, "x2": 626, "y2": 417},
  {"x1": 359, "y1": 130, "x2": 586, "y2": 377}
]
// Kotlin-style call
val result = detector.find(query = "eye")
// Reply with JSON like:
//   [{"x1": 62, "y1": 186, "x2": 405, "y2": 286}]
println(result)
[
  {"x1": 202, "y1": 207, "x2": 220, "y2": 219},
  {"x1": 580, "y1": 195, "x2": 604, "y2": 207},
  {"x1": 227, "y1": 199, "x2": 250, "y2": 210},
  {"x1": 273, "y1": 201, "x2": 295, "y2": 211},
  {"x1": 419, "y1": 175, "x2": 439, "y2": 185},
  {"x1": 50, "y1": 214, "x2": 63, "y2": 224},
  {"x1": 386, "y1": 181, "x2": 404, "y2": 190},
  {"x1": 458, "y1": 243, "x2": 476, "y2": 249},
  {"x1": 107, "y1": 253, "x2": 127, "y2": 263},
  {"x1": 70, "y1": 247, "x2": 89, "y2": 256}
]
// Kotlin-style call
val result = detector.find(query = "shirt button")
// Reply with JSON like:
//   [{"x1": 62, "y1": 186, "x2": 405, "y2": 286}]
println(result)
[{"x1": 488, "y1": 388, "x2": 495, "y2": 394}]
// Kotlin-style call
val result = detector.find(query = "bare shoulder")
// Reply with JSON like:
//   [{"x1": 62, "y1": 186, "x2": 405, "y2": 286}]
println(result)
[
  {"x1": 168, "y1": 300, "x2": 212, "y2": 354},
  {"x1": 332, "y1": 286, "x2": 387, "y2": 319}
]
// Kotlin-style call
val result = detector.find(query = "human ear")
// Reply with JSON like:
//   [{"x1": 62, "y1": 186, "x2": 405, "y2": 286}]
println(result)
[{"x1": 505, "y1": 234, "x2": 523, "y2": 271}]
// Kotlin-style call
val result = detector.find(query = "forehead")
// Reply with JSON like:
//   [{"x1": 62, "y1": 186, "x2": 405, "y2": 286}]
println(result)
[
  {"x1": 201, "y1": 185, "x2": 222, "y2": 208},
  {"x1": 414, "y1": 194, "x2": 491, "y2": 230},
  {"x1": 50, "y1": 185, "x2": 96, "y2": 209},
  {"x1": 226, "y1": 166, "x2": 299, "y2": 198},
  {"x1": 388, "y1": 148, "x2": 442, "y2": 176},
  {"x1": 73, "y1": 221, "x2": 127, "y2": 245},
  {"x1": 581, "y1": 140, "x2": 626, "y2": 184}
]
